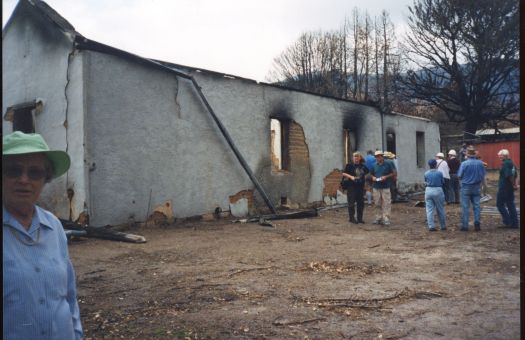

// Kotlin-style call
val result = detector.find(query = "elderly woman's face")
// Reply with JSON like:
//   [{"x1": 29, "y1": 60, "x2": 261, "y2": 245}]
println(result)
[{"x1": 2, "y1": 153, "x2": 48, "y2": 210}]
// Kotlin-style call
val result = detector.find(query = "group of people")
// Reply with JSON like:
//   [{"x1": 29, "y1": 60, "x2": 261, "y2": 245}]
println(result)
[
  {"x1": 342, "y1": 144, "x2": 519, "y2": 232},
  {"x1": 342, "y1": 150, "x2": 397, "y2": 225},
  {"x1": 1, "y1": 131, "x2": 520, "y2": 339},
  {"x1": 424, "y1": 145, "x2": 519, "y2": 231}
]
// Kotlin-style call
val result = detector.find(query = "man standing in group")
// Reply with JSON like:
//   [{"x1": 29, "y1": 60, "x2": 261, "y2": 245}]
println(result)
[
  {"x1": 496, "y1": 149, "x2": 519, "y2": 228},
  {"x1": 447, "y1": 150, "x2": 461, "y2": 204},
  {"x1": 436, "y1": 152, "x2": 451, "y2": 204},
  {"x1": 459, "y1": 143, "x2": 468, "y2": 162},
  {"x1": 370, "y1": 150, "x2": 397, "y2": 225},
  {"x1": 364, "y1": 150, "x2": 376, "y2": 206},
  {"x1": 457, "y1": 145, "x2": 486, "y2": 231}
]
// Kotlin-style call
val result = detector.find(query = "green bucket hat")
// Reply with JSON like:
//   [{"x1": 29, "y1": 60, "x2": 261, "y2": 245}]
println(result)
[{"x1": 2, "y1": 131, "x2": 71, "y2": 178}]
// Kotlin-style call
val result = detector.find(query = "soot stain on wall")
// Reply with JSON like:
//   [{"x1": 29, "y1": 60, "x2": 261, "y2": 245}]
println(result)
[
  {"x1": 342, "y1": 110, "x2": 364, "y2": 131},
  {"x1": 269, "y1": 100, "x2": 293, "y2": 121}
]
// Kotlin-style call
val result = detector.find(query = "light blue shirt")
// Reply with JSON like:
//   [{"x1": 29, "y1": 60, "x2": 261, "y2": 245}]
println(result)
[
  {"x1": 365, "y1": 154, "x2": 376, "y2": 171},
  {"x1": 3, "y1": 206, "x2": 83, "y2": 340},
  {"x1": 457, "y1": 156, "x2": 486, "y2": 185},
  {"x1": 424, "y1": 169, "x2": 444, "y2": 187}
]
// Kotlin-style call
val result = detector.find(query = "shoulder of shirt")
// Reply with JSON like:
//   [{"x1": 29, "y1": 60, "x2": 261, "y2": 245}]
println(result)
[{"x1": 34, "y1": 205, "x2": 62, "y2": 230}]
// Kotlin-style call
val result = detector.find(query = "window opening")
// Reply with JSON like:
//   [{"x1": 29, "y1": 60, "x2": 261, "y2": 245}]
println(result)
[
  {"x1": 13, "y1": 108, "x2": 35, "y2": 133},
  {"x1": 270, "y1": 118, "x2": 290, "y2": 170},
  {"x1": 343, "y1": 129, "x2": 356, "y2": 165},
  {"x1": 386, "y1": 132, "x2": 396, "y2": 155},
  {"x1": 416, "y1": 131, "x2": 425, "y2": 168},
  {"x1": 4, "y1": 99, "x2": 43, "y2": 133}
]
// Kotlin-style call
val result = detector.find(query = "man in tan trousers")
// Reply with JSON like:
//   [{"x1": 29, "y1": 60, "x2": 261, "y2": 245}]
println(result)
[{"x1": 370, "y1": 150, "x2": 397, "y2": 225}]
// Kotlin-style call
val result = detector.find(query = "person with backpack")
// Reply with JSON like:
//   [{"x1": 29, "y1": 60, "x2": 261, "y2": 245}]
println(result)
[{"x1": 496, "y1": 149, "x2": 519, "y2": 229}]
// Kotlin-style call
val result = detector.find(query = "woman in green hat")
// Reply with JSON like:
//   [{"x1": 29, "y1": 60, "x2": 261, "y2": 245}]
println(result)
[{"x1": 3, "y1": 131, "x2": 83, "y2": 339}]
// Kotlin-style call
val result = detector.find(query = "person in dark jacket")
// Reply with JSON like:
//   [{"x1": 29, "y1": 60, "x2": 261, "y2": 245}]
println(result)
[
  {"x1": 446, "y1": 149, "x2": 461, "y2": 204},
  {"x1": 496, "y1": 149, "x2": 519, "y2": 228},
  {"x1": 342, "y1": 152, "x2": 369, "y2": 224}
]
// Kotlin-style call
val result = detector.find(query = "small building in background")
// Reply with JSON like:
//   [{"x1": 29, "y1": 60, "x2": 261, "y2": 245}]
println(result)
[{"x1": 472, "y1": 128, "x2": 520, "y2": 170}]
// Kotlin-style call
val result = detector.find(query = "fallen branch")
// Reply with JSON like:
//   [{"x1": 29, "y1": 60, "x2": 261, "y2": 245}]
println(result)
[
  {"x1": 60, "y1": 219, "x2": 146, "y2": 243},
  {"x1": 317, "y1": 303, "x2": 383, "y2": 309},
  {"x1": 317, "y1": 204, "x2": 347, "y2": 212},
  {"x1": 310, "y1": 289, "x2": 409, "y2": 304},
  {"x1": 300, "y1": 288, "x2": 444, "y2": 309},
  {"x1": 228, "y1": 266, "x2": 276, "y2": 278},
  {"x1": 233, "y1": 209, "x2": 318, "y2": 224},
  {"x1": 273, "y1": 317, "x2": 326, "y2": 326}
]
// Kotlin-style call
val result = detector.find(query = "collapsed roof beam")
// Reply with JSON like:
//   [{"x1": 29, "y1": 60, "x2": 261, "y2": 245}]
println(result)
[{"x1": 189, "y1": 77, "x2": 277, "y2": 214}]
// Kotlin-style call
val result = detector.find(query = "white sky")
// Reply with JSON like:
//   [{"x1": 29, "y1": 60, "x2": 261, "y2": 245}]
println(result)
[{"x1": 2, "y1": 0, "x2": 413, "y2": 82}]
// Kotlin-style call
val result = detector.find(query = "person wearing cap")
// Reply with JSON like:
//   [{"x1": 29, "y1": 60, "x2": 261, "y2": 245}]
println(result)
[
  {"x1": 457, "y1": 145, "x2": 486, "y2": 231},
  {"x1": 3, "y1": 131, "x2": 83, "y2": 339},
  {"x1": 496, "y1": 149, "x2": 519, "y2": 228},
  {"x1": 435, "y1": 152, "x2": 451, "y2": 204},
  {"x1": 447, "y1": 150, "x2": 461, "y2": 204},
  {"x1": 370, "y1": 150, "x2": 397, "y2": 225},
  {"x1": 424, "y1": 159, "x2": 446, "y2": 231}
]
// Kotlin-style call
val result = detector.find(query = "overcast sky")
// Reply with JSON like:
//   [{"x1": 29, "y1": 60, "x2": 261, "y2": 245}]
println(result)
[{"x1": 2, "y1": 0, "x2": 413, "y2": 82}]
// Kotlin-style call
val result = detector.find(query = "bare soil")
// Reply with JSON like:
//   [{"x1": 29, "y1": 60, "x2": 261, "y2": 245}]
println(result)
[{"x1": 70, "y1": 171, "x2": 520, "y2": 339}]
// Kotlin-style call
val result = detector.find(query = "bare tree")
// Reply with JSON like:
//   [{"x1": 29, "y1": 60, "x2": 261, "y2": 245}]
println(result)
[
  {"x1": 401, "y1": 0, "x2": 519, "y2": 138},
  {"x1": 267, "y1": 30, "x2": 349, "y2": 97},
  {"x1": 266, "y1": 7, "x2": 401, "y2": 106}
]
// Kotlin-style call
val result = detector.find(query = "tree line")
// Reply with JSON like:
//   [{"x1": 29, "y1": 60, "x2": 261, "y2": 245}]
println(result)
[{"x1": 266, "y1": 0, "x2": 519, "y2": 138}]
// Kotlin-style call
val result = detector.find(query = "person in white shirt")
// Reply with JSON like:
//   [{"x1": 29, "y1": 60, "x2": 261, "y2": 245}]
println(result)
[{"x1": 436, "y1": 152, "x2": 452, "y2": 204}]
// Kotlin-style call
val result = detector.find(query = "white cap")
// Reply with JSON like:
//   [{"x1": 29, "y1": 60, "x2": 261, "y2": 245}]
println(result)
[
  {"x1": 448, "y1": 149, "x2": 457, "y2": 156},
  {"x1": 436, "y1": 152, "x2": 445, "y2": 158}
]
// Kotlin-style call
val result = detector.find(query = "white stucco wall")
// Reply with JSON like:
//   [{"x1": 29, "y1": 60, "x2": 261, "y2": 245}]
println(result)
[
  {"x1": 2, "y1": 2, "x2": 440, "y2": 227},
  {"x1": 383, "y1": 113, "x2": 441, "y2": 190},
  {"x1": 2, "y1": 4, "x2": 87, "y2": 220},
  {"x1": 83, "y1": 51, "x2": 252, "y2": 226}
]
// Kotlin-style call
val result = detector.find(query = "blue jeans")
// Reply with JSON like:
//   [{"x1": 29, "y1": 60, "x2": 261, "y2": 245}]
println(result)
[
  {"x1": 442, "y1": 178, "x2": 451, "y2": 203},
  {"x1": 425, "y1": 187, "x2": 446, "y2": 229},
  {"x1": 449, "y1": 174, "x2": 460, "y2": 203},
  {"x1": 460, "y1": 183, "x2": 481, "y2": 229},
  {"x1": 496, "y1": 186, "x2": 518, "y2": 226}
]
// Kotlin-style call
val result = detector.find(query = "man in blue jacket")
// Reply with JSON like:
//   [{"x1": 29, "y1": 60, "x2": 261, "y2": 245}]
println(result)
[
  {"x1": 457, "y1": 145, "x2": 486, "y2": 231},
  {"x1": 364, "y1": 150, "x2": 376, "y2": 206}
]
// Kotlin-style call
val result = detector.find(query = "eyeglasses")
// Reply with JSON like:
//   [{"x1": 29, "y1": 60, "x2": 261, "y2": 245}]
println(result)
[{"x1": 3, "y1": 164, "x2": 48, "y2": 180}]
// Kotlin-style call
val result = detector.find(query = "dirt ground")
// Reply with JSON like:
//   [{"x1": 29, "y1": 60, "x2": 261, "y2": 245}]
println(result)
[{"x1": 70, "y1": 171, "x2": 521, "y2": 339}]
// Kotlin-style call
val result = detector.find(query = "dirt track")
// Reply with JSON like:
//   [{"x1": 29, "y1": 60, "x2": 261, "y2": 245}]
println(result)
[{"x1": 70, "y1": 172, "x2": 520, "y2": 339}]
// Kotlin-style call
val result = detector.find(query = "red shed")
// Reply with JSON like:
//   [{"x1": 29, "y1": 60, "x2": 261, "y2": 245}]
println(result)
[{"x1": 472, "y1": 128, "x2": 520, "y2": 170}]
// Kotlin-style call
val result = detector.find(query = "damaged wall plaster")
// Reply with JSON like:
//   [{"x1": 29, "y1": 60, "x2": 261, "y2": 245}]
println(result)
[
  {"x1": 2, "y1": 1, "x2": 441, "y2": 226},
  {"x1": 229, "y1": 190, "x2": 254, "y2": 217}
]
